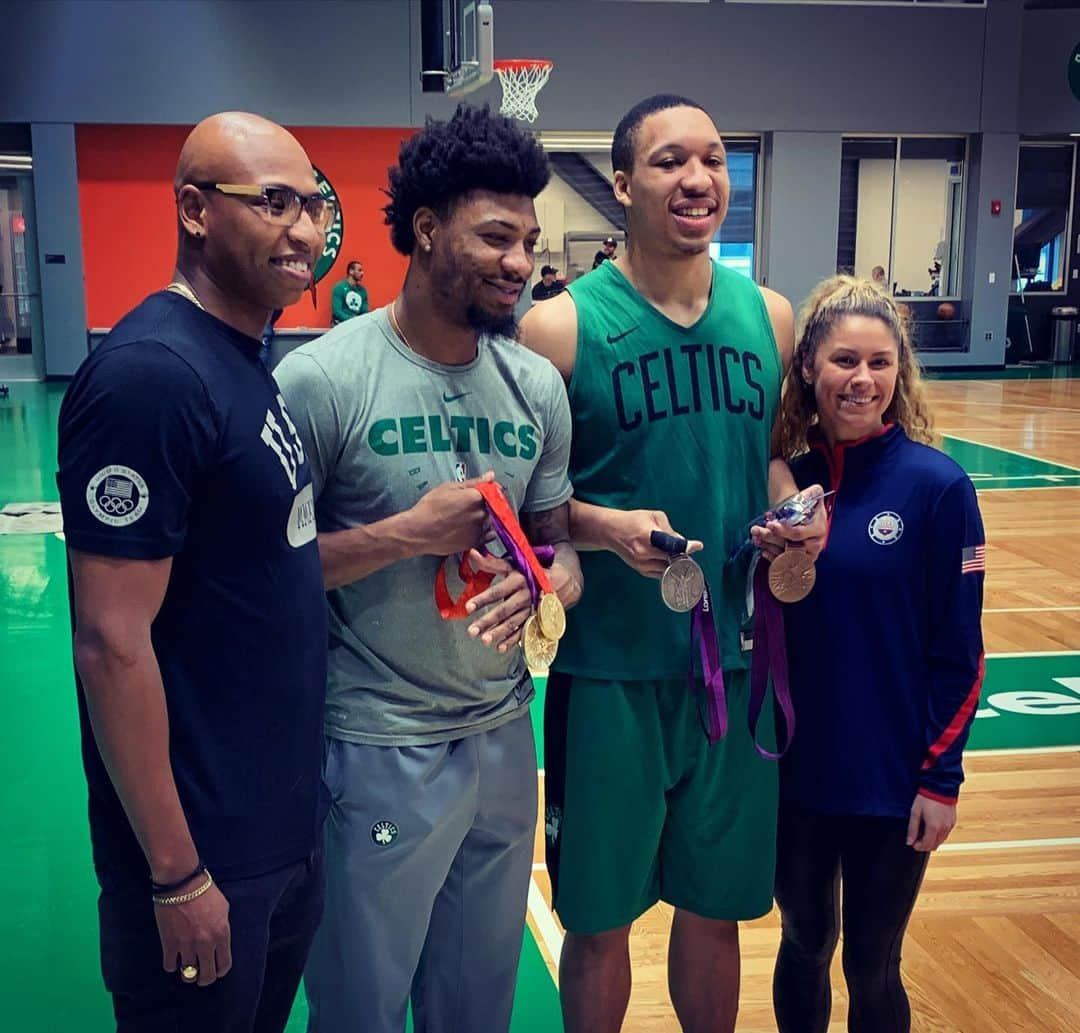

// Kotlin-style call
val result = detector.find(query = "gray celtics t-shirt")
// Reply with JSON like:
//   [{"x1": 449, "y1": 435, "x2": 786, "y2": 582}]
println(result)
[{"x1": 275, "y1": 307, "x2": 573, "y2": 746}]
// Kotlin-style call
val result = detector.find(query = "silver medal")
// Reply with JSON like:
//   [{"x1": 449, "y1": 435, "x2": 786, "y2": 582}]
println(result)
[{"x1": 660, "y1": 554, "x2": 705, "y2": 612}]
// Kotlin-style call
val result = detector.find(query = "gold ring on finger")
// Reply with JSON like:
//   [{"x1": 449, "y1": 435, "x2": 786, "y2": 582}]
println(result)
[{"x1": 180, "y1": 964, "x2": 199, "y2": 982}]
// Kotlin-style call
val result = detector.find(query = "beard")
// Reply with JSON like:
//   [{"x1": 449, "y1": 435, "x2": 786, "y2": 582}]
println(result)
[
  {"x1": 466, "y1": 303, "x2": 518, "y2": 339},
  {"x1": 428, "y1": 247, "x2": 523, "y2": 338}
]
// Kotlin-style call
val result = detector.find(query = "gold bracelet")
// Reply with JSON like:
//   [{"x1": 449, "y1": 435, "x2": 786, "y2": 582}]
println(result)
[{"x1": 152, "y1": 870, "x2": 214, "y2": 906}]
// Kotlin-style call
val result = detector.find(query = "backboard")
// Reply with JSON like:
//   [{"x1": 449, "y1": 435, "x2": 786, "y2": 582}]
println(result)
[{"x1": 420, "y1": 0, "x2": 494, "y2": 96}]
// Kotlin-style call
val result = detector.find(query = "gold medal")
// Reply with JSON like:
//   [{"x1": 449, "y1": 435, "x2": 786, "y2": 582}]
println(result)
[
  {"x1": 767, "y1": 548, "x2": 816, "y2": 603},
  {"x1": 536, "y1": 592, "x2": 566, "y2": 640},
  {"x1": 522, "y1": 613, "x2": 558, "y2": 671}
]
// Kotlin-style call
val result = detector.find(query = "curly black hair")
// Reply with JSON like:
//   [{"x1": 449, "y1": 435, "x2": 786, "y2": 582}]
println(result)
[{"x1": 384, "y1": 103, "x2": 550, "y2": 256}]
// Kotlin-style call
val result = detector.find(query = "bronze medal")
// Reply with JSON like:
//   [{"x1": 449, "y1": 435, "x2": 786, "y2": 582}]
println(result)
[
  {"x1": 660, "y1": 554, "x2": 706, "y2": 612},
  {"x1": 767, "y1": 548, "x2": 816, "y2": 603},
  {"x1": 536, "y1": 591, "x2": 566, "y2": 640},
  {"x1": 522, "y1": 613, "x2": 558, "y2": 671}
]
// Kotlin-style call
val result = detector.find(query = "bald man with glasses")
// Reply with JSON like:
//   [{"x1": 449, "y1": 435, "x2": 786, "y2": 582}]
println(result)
[{"x1": 57, "y1": 112, "x2": 330, "y2": 1033}]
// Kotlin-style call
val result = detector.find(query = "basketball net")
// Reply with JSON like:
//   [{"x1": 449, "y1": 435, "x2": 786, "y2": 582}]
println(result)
[{"x1": 494, "y1": 60, "x2": 553, "y2": 123}]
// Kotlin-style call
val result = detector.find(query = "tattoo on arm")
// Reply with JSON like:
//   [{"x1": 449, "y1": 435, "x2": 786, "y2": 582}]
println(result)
[{"x1": 522, "y1": 504, "x2": 571, "y2": 545}]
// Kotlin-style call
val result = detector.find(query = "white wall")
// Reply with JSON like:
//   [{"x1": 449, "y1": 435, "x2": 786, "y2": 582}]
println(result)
[
  {"x1": 854, "y1": 160, "x2": 894, "y2": 282},
  {"x1": 854, "y1": 158, "x2": 954, "y2": 295},
  {"x1": 894, "y1": 161, "x2": 950, "y2": 295}
]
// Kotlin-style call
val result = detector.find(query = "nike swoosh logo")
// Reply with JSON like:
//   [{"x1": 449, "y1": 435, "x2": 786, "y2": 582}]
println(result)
[
  {"x1": 606, "y1": 326, "x2": 639, "y2": 343},
  {"x1": 443, "y1": 392, "x2": 470, "y2": 403}
]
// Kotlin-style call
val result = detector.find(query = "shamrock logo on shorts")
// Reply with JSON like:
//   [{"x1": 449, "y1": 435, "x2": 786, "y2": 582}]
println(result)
[
  {"x1": 371, "y1": 820, "x2": 399, "y2": 846},
  {"x1": 545, "y1": 805, "x2": 562, "y2": 844}
]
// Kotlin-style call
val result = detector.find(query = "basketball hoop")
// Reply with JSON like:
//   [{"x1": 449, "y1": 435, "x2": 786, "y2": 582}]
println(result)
[{"x1": 493, "y1": 59, "x2": 553, "y2": 123}]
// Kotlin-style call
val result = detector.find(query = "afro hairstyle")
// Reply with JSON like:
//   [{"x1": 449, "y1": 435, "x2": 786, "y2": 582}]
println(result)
[{"x1": 383, "y1": 103, "x2": 550, "y2": 256}]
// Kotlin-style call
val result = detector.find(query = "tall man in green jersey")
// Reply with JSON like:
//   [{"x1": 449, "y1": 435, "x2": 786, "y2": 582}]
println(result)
[{"x1": 520, "y1": 95, "x2": 825, "y2": 1033}]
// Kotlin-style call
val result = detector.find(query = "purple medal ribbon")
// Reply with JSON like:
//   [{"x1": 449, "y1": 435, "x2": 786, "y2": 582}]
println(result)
[
  {"x1": 478, "y1": 487, "x2": 556, "y2": 610},
  {"x1": 486, "y1": 517, "x2": 540, "y2": 604},
  {"x1": 533, "y1": 544, "x2": 556, "y2": 568},
  {"x1": 689, "y1": 582, "x2": 728, "y2": 745},
  {"x1": 749, "y1": 559, "x2": 796, "y2": 759}
]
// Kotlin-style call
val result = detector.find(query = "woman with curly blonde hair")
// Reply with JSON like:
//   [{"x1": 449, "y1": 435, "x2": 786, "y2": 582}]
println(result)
[
  {"x1": 776, "y1": 275, "x2": 935, "y2": 460},
  {"x1": 768, "y1": 275, "x2": 986, "y2": 1033}
]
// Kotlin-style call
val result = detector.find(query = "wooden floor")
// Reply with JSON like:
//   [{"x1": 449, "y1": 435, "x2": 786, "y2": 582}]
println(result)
[{"x1": 526, "y1": 372, "x2": 1080, "y2": 1032}]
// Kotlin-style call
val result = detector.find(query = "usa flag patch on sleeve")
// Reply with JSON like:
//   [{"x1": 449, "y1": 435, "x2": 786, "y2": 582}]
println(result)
[{"x1": 961, "y1": 544, "x2": 986, "y2": 574}]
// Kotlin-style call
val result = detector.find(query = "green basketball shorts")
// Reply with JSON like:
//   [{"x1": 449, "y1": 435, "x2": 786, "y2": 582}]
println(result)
[{"x1": 543, "y1": 671, "x2": 778, "y2": 935}]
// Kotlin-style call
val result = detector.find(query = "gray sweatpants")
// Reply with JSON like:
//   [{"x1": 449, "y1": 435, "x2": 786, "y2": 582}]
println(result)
[{"x1": 304, "y1": 710, "x2": 537, "y2": 1033}]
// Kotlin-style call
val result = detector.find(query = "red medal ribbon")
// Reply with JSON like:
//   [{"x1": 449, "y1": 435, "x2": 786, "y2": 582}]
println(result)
[
  {"x1": 474, "y1": 481, "x2": 554, "y2": 599},
  {"x1": 434, "y1": 553, "x2": 494, "y2": 619},
  {"x1": 433, "y1": 481, "x2": 554, "y2": 621}
]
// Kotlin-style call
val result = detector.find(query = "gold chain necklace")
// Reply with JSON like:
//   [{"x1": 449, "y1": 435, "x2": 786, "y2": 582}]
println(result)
[
  {"x1": 165, "y1": 280, "x2": 205, "y2": 312},
  {"x1": 387, "y1": 300, "x2": 418, "y2": 355}
]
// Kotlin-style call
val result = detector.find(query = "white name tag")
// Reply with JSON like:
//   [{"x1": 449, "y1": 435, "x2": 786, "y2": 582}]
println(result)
[{"x1": 287, "y1": 484, "x2": 317, "y2": 548}]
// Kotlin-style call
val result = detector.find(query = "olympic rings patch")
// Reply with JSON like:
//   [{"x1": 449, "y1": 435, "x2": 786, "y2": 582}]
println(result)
[{"x1": 86, "y1": 466, "x2": 149, "y2": 527}]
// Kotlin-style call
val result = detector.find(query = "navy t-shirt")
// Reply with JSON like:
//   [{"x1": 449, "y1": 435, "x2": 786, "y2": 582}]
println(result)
[{"x1": 57, "y1": 291, "x2": 328, "y2": 886}]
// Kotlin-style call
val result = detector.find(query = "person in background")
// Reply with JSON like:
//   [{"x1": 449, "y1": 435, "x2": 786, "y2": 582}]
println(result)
[
  {"x1": 532, "y1": 264, "x2": 565, "y2": 302},
  {"x1": 331, "y1": 260, "x2": 368, "y2": 324},
  {"x1": 592, "y1": 235, "x2": 617, "y2": 269}
]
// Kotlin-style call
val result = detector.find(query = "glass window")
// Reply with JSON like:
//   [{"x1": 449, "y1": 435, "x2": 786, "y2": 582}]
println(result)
[
  {"x1": 1011, "y1": 142, "x2": 1076, "y2": 295},
  {"x1": 837, "y1": 136, "x2": 966, "y2": 300},
  {"x1": 838, "y1": 138, "x2": 897, "y2": 289},
  {"x1": 895, "y1": 137, "x2": 966, "y2": 299},
  {"x1": 709, "y1": 140, "x2": 759, "y2": 281}
]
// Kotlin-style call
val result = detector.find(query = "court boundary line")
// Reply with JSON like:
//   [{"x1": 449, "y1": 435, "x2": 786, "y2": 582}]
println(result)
[
  {"x1": 939, "y1": 836, "x2": 1080, "y2": 853},
  {"x1": 984, "y1": 606, "x2": 1080, "y2": 614},
  {"x1": 528, "y1": 876, "x2": 564, "y2": 972},
  {"x1": 969, "y1": 745, "x2": 1078, "y2": 756},
  {"x1": 942, "y1": 427, "x2": 1080, "y2": 435},
  {"x1": 946, "y1": 402, "x2": 1080, "y2": 416},
  {"x1": 985, "y1": 650, "x2": 1080, "y2": 658},
  {"x1": 974, "y1": 485, "x2": 1080, "y2": 492},
  {"x1": 968, "y1": 474, "x2": 1080, "y2": 482}
]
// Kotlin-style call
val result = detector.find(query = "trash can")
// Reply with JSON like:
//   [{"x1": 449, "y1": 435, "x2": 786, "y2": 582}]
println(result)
[{"x1": 1050, "y1": 306, "x2": 1078, "y2": 363}]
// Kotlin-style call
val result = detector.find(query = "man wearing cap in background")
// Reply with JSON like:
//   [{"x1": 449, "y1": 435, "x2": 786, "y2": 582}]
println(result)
[
  {"x1": 532, "y1": 265, "x2": 565, "y2": 302},
  {"x1": 592, "y1": 236, "x2": 617, "y2": 269}
]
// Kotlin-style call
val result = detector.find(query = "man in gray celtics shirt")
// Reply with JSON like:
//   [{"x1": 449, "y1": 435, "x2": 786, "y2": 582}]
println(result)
[{"x1": 275, "y1": 104, "x2": 583, "y2": 1033}]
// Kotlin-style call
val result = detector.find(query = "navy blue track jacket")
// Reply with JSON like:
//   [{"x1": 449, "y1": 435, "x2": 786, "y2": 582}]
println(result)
[{"x1": 781, "y1": 424, "x2": 986, "y2": 818}]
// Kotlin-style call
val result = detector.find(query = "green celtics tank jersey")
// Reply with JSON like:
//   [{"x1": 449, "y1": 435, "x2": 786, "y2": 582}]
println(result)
[{"x1": 557, "y1": 259, "x2": 781, "y2": 678}]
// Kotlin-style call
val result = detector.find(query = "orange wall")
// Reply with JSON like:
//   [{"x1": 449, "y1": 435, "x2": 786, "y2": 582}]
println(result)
[{"x1": 76, "y1": 124, "x2": 412, "y2": 329}]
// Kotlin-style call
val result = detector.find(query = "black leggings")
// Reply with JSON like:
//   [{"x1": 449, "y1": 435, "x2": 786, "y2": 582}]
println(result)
[{"x1": 772, "y1": 801, "x2": 930, "y2": 1033}]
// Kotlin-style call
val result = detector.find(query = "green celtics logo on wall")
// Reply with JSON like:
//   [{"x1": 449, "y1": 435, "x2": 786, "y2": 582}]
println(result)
[
  {"x1": 313, "y1": 166, "x2": 343, "y2": 284},
  {"x1": 1070, "y1": 43, "x2": 1080, "y2": 103}
]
